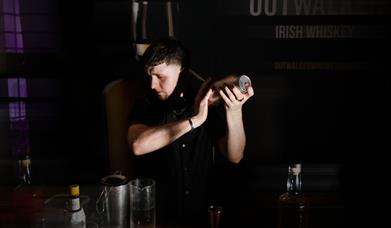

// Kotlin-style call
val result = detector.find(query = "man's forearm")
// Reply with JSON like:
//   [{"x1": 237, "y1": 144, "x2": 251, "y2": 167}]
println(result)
[
  {"x1": 128, "y1": 119, "x2": 193, "y2": 155},
  {"x1": 225, "y1": 110, "x2": 246, "y2": 163}
]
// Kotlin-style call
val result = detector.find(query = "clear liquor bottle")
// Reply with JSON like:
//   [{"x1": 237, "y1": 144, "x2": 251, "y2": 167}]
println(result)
[{"x1": 277, "y1": 164, "x2": 309, "y2": 228}]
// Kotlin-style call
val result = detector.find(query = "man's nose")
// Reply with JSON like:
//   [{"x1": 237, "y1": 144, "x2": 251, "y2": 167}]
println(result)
[{"x1": 150, "y1": 77, "x2": 157, "y2": 90}]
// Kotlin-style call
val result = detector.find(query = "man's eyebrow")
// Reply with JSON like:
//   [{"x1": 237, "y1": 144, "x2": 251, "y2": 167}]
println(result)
[{"x1": 149, "y1": 73, "x2": 166, "y2": 79}]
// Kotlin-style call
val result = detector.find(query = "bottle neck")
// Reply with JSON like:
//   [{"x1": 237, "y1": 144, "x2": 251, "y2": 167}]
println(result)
[
  {"x1": 287, "y1": 170, "x2": 302, "y2": 193},
  {"x1": 19, "y1": 156, "x2": 31, "y2": 185}
]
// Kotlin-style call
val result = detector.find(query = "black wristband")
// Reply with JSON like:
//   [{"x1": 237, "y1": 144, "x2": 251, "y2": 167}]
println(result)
[{"x1": 188, "y1": 118, "x2": 194, "y2": 131}]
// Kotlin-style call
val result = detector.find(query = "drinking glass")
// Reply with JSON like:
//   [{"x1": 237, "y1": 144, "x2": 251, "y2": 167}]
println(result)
[{"x1": 129, "y1": 178, "x2": 156, "y2": 228}]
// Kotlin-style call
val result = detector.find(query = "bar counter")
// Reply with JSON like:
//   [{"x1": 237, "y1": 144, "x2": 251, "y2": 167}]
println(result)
[{"x1": 0, "y1": 182, "x2": 343, "y2": 228}]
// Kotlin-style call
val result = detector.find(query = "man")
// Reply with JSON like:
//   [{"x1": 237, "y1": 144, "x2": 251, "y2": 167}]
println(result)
[{"x1": 127, "y1": 37, "x2": 254, "y2": 226}]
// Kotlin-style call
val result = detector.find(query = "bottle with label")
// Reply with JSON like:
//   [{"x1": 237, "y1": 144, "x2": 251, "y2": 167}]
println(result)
[
  {"x1": 64, "y1": 184, "x2": 86, "y2": 228},
  {"x1": 277, "y1": 164, "x2": 309, "y2": 228}
]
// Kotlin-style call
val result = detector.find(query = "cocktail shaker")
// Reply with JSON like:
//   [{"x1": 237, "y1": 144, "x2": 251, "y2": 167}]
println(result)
[{"x1": 207, "y1": 75, "x2": 252, "y2": 105}]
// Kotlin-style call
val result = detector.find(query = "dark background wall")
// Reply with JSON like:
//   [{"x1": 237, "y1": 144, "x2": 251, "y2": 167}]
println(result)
[
  {"x1": 54, "y1": 0, "x2": 390, "y2": 173},
  {"x1": 56, "y1": 0, "x2": 391, "y2": 164}
]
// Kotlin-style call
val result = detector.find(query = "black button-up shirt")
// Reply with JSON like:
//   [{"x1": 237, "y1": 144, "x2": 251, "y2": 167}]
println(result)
[{"x1": 129, "y1": 86, "x2": 226, "y2": 226}]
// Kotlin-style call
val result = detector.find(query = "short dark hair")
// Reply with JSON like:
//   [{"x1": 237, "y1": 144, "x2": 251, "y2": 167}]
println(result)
[{"x1": 141, "y1": 37, "x2": 189, "y2": 73}]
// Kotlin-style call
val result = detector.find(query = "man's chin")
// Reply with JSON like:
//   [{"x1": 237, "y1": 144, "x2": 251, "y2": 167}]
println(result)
[{"x1": 156, "y1": 94, "x2": 168, "y2": 100}]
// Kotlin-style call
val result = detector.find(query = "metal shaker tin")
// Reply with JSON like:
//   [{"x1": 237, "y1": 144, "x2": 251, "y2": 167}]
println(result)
[{"x1": 237, "y1": 75, "x2": 252, "y2": 93}]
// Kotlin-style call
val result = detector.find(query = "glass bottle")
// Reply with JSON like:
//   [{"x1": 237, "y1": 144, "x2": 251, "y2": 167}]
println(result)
[
  {"x1": 208, "y1": 205, "x2": 223, "y2": 228},
  {"x1": 131, "y1": 0, "x2": 180, "y2": 60},
  {"x1": 277, "y1": 164, "x2": 309, "y2": 228},
  {"x1": 64, "y1": 184, "x2": 86, "y2": 228},
  {"x1": 131, "y1": 0, "x2": 150, "y2": 60},
  {"x1": 18, "y1": 155, "x2": 31, "y2": 185}
]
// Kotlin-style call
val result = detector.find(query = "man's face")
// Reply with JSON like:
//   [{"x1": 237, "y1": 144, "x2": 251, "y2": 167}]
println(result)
[{"x1": 147, "y1": 62, "x2": 182, "y2": 100}]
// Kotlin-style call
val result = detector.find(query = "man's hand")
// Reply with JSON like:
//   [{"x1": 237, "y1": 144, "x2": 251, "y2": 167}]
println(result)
[
  {"x1": 218, "y1": 85, "x2": 254, "y2": 112},
  {"x1": 192, "y1": 79, "x2": 213, "y2": 128}
]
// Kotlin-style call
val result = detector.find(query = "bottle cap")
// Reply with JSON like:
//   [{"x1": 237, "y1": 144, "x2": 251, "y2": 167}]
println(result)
[
  {"x1": 69, "y1": 184, "x2": 80, "y2": 197},
  {"x1": 289, "y1": 163, "x2": 302, "y2": 175},
  {"x1": 21, "y1": 156, "x2": 31, "y2": 167}
]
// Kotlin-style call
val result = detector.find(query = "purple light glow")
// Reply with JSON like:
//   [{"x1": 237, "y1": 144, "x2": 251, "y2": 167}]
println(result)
[
  {"x1": 8, "y1": 78, "x2": 27, "y2": 120},
  {"x1": 2, "y1": 0, "x2": 30, "y2": 157},
  {"x1": 2, "y1": 0, "x2": 24, "y2": 52},
  {"x1": 7, "y1": 78, "x2": 30, "y2": 157}
]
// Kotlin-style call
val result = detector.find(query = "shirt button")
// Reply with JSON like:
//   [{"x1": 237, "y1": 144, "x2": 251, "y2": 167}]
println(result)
[
  {"x1": 185, "y1": 190, "x2": 190, "y2": 195},
  {"x1": 181, "y1": 144, "x2": 186, "y2": 148}
]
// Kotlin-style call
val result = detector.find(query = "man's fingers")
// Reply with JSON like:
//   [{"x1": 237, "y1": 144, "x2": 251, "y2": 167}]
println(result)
[
  {"x1": 203, "y1": 89, "x2": 213, "y2": 103},
  {"x1": 206, "y1": 88, "x2": 213, "y2": 97},
  {"x1": 224, "y1": 86, "x2": 237, "y2": 102},
  {"x1": 247, "y1": 86, "x2": 254, "y2": 97},
  {"x1": 218, "y1": 89, "x2": 231, "y2": 104},
  {"x1": 231, "y1": 86, "x2": 244, "y2": 100}
]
